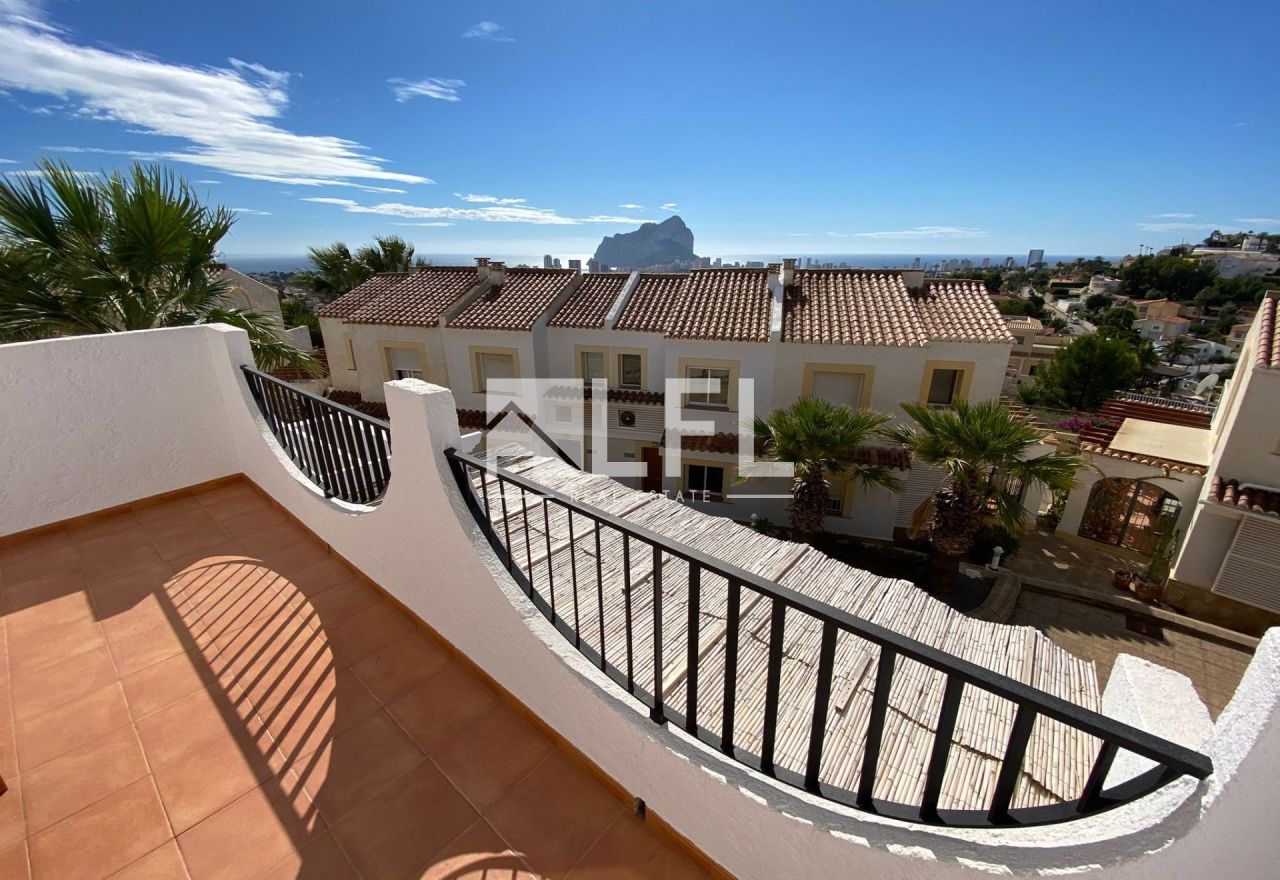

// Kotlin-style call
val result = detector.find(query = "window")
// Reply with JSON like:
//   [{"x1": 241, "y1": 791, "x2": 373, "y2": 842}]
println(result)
[
  {"x1": 345, "y1": 336, "x2": 357, "y2": 370},
  {"x1": 579, "y1": 350, "x2": 605, "y2": 383},
  {"x1": 686, "y1": 464, "x2": 725, "y2": 499},
  {"x1": 825, "y1": 494, "x2": 845, "y2": 515},
  {"x1": 810, "y1": 370, "x2": 865, "y2": 409},
  {"x1": 385, "y1": 347, "x2": 424, "y2": 381},
  {"x1": 926, "y1": 369, "x2": 961, "y2": 406},
  {"x1": 686, "y1": 366, "x2": 731, "y2": 407},
  {"x1": 476, "y1": 351, "x2": 515, "y2": 392},
  {"x1": 618, "y1": 353, "x2": 643, "y2": 388}
]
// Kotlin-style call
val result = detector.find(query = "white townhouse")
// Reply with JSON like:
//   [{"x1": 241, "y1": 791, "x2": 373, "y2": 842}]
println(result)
[{"x1": 213, "y1": 264, "x2": 312, "y2": 351}]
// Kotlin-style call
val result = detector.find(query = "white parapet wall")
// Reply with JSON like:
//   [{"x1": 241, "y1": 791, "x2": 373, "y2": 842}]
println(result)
[{"x1": 3, "y1": 324, "x2": 1280, "y2": 879}]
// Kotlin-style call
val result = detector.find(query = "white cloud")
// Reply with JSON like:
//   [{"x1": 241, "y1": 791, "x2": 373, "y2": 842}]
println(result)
[
  {"x1": 3, "y1": 167, "x2": 98, "y2": 178},
  {"x1": 1235, "y1": 217, "x2": 1280, "y2": 226},
  {"x1": 388, "y1": 77, "x2": 465, "y2": 103},
  {"x1": 0, "y1": 157, "x2": 16, "y2": 163},
  {"x1": 836, "y1": 226, "x2": 986, "y2": 240},
  {"x1": 1151, "y1": 212, "x2": 1196, "y2": 219},
  {"x1": 195, "y1": 179, "x2": 220, "y2": 184},
  {"x1": 391, "y1": 221, "x2": 454, "y2": 227},
  {"x1": 455, "y1": 192, "x2": 526, "y2": 205},
  {"x1": 1135, "y1": 222, "x2": 1219, "y2": 232},
  {"x1": 301, "y1": 196, "x2": 648, "y2": 226},
  {"x1": 617, "y1": 203, "x2": 644, "y2": 210},
  {"x1": 0, "y1": 6, "x2": 429, "y2": 188},
  {"x1": 232, "y1": 207, "x2": 271, "y2": 215},
  {"x1": 660, "y1": 202, "x2": 678, "y2": 211},
  {"x1": 462, "y1": 21, "x2": 514, "y2": 42},
  {"x1": 785, "y1": 232, "x2": 811, "y2": 237}
]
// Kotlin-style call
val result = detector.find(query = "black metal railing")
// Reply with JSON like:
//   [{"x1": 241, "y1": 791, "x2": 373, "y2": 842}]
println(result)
[
  {"x1": 242, "y1": 366, "x2": 391, "y2": 504},
  {"x1": 444, "y1": 446, "x2": 1213, "y2": 828}
]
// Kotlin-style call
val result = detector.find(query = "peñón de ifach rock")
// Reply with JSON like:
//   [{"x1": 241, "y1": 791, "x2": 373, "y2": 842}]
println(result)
[{"x1": 592, "y1": 215, "x2": 698, "y2": 270}]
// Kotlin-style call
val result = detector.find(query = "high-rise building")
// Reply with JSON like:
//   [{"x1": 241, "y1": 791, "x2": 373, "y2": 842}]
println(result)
[
  {"x1": 1027, "y1": 249, "x2": 1045, "y2": 268},
  {"x1": 543, "y1": 254, "x2": 553, "y2": 269},
  {"x1": 553, "y1": 258, "x2": 562, "y2": 269},
  {"x1": 982, "y1": 257, "x2": 990, "y2": 268},
  {"x1": 587, "y1": 258, "x2": 602, "y2": 273},
  {"x1": 1004, "y1": 256, "x2": 1016, "y2": 269},
  {"x1": 567, "y1": 259, "x2": 582, "y2": 271}
]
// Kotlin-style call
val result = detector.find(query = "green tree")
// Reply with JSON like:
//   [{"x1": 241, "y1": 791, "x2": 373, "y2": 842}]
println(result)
[
  {"x1": 1085, "y1": 292, "x2": 1113, "y2": 312},
  {"x1": 884, "y1": 401, "x2": 1082, "y2": 557},
  {"x1": 753, "y1": 397, "x2": 903, "y2": 540},
  {"x1": 296, "y1": 235, "x2": 426, "y2": 302},
  {"x1": 1118, "y1": 254, "x2": 1216, "y2": 301},
  {"x1": 1163, "y1": 335, "x2": 1194, "y2": 365},
  {"x1": 1030, "y1": 334, "x2": 1143, "y2": 410},
  {"x1": 0, "y1": 159, "x2": 314, "y2": 372}
]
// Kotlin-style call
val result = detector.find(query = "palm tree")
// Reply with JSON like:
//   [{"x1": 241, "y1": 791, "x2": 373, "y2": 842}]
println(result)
[
  {"x1": 297, "y1": 235, "x2": 426, "y2": 302},
  {"x1": 0, "y1": 159, "x2": 315, "y2": 373},
  {"x1": 1164, "y1": 335, "x2": 1194, "y2": 366},
  {"x1": 753, "y1": 397, "x2": 903, "y2": 540},
  {"x1": 884, "y1": 400, "x2": 1082, "y2": 557}
]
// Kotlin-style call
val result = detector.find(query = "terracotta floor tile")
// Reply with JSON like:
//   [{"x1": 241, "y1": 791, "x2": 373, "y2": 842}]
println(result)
[
  {"x1": 0, "y1": 723, "x2": 15, "y2": 778},
  {"x1": 0, "y1": 678, "x2": 11, "y2": 731},
  {"x1": 259, "y1": 831, "x2": 356, "y2": 880},
  {"x1": 109, "y1": 621, "x2": 192, "y2": 678},
  {"x1": 416, "y1": 819, "x2": 541, "y2": 880},
  {"x1": 2, "y1": 568, "x2": 90, "y2": 616},
  {"x1": 21, "y1": 724, "x2": 150, "y2": 835},
  {"x1": 566, "y1": 812, "x2": 709, "y2": 880},
  {"x1": 0, "y1": 839, "x2": 31, "y2": 880},
  {"x1": 287, "y1": 709, "x2": 425, "y2": 823},
  {"x1": 254, "y1": 667, "x2": 383, "y2": 762},
  {"x1": 3, "y1": 589, "x2": 95, "y2": 640},
  {"x1": 386, "y1": 661, "x2": 499, "y2": 753},
  {"x1": 121, "y1": 652, "x2": 217, "y2": 721},
  {"x1": 211, "y1": 614, "x2": 336, "y2": 710},
  {"x1": 27, "y1": 776, "x2": 170, "y2": 880},
  {"x1": 176, "y1": 780, "x2": 322, "y2": 880},
  {"x1": 10, "y1": 644, "x2": 118, "y2": 724},
  {"x1": 0, "y1": 774, "x2": 25, "y2": 848},
  {"x1": 7, "y1": 618, "x2": 109, "y2": 679},
  {"x1": 430, "y1": 702, "x2": 554, "y2": 812},
  {"x1": 0, "y1": 529, "x2": 72, "y2": 567},
  {"x1": 253, "y1": 542, "x2": 332, "y2": 583},
  {"x1": 67, "y1": 512, "x2": 145, "y2": 546},
  {"x1": 331, "y1": 760, "x2": 479, "y2": 880},
  {"x1": 292, "y1": 580, "x2": 378, "y2": 630},
  {"x1": 195, "y1": 487, "x2": 267, "y2": 523},
  {"x1": 152, "y1": 725, "x2": 288, "y2": 834},
  {"x1": 15, "y1": 683, "x2": 132, "y2": 771},
  {"x1": 133, "y1": 493, "x2": 205, "y2": 525},
  {"x1": 74, "y1": 532, "x2": 166, "y2": 583},
  {"x1": 105, "y1": 841, "x2": 189, "y2": 880},
  {"x1": 152, "y1": 524, "x2": 235, "y2": 566},
  {"x1": 135, "y1": 690, "x2": 267, "y2": 771},
  {"x1": 95, "y1": 581, "x2": 176, "y2": 644},
  {"x1": 485, "y1": 751, "x2": 625, "y2": 878},
  {"x1": 278, "y1": 558, "x2": 359, "y2": 599},
  {"x1": 236, "y1": 524, "x2": 312, "y2": 560},
  {"x1": 0, "y1": 542, "x2": 82, "y2": 588},
  {"x1": 349, "y1": 633, "x2": 451, "y2": 705},
  {"x1": 219, "y1": 506, "x2": 292, "y2": 541},
  {"x1": 180, "y1": 577, "x2": 294, "y2": 650},
  {"x1": 326, "y1": 603, "x2": 417, "y2": 666},
  {"x1": 161, "y1": 542, "x2": 250, "y2": 577}
]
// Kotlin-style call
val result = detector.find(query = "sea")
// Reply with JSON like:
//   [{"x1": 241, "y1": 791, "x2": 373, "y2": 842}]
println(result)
[{"x1": 222, "y1": 253, "x2": 1118, "y2": 275}]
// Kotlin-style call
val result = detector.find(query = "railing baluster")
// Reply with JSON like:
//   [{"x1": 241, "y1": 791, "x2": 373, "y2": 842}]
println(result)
[
  {"x1": 804, "y1": 620, "x2": 838, "y2": 792},
  {"x1": 684, "y1": 564, "x2": 700, "y2": 734},
  {"x1": 371, "y1": 423, "x2": 391, "y2": 488},
  {"x1": 1077, "y1": 741, "x2": 1120, "y2": 814},
  {"x1": 651, "y1": 543, "x2": 665, "y2": 724},
  {"x1": 543, "y1": 497, "x2": 556, "y2": 616},
  {"x1": 721, "y1": 579, "x2": 741, "y2": 755},
  {"x1": 305, "y1": 395, "x2": 339, "y2": 497},
  {"x1": 275, "y1": 382, "x2": 318, "y2": 488},
  {"x1": 345, "y1": 412, "x2": 375, "y2": 503},
  {"x1": 920, "y1": 675, "x2": 965, "y2": 820},
  {"x1": 520, "y1": 488, "x2": 534, "y2": 592},
  {"x1": 988, "y1": 703, "x2": 1038, "y2": 823},
  {"x1": 567, "y1": 509, "x2": 580, "y2": 646},
  {"x1": 760, "y1": 598, "x2": 786, "y2": 775},
  {"x1": 594, "y1": 519, "x2": 606, "y2": 670},
  {"x1": 857, "y1": 647, "x2": 896, "y2": 808},
  {"x1": 498, "y1": 475, "x2": 513, "y2": 573},
  {"x1": 335, "y1": 412, "x2": 363, "y2": 502},
  {"x1": 622, "y1": 533, "x2": 635, "y2": 693}
]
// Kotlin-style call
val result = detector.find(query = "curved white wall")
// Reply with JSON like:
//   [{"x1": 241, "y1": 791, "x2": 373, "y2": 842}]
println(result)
[{"x1": 3, "y1": 325, "x2": 1279, "y2": 879}]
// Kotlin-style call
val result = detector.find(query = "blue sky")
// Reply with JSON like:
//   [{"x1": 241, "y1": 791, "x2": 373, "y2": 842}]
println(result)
[{"x1": 0, "y1": 0, "x2": 1277, "y2": 260}]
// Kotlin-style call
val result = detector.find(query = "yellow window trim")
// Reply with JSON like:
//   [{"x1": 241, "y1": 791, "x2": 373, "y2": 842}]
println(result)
[
  {"x1": 678, "y1": 356, "x2": 741, "y2": 411},
  {"x1": 800, "y1": 362, "x2": 876, "y2": 410},
  {"x1": 377, "y1": 340, "x2": 431, "y2": 382},
  {"x1": 469, "y1": 345, "x2": 522, "y2": 393},
  {"x1": 919, "y1": 360, "x2": 976, "y2": 406},
  {"x1": 680, "y1": 456, "x2": 734, "y2": 501}
]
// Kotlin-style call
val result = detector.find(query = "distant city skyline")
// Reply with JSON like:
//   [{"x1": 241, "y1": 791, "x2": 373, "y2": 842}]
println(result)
[{"x1": 1, "y1": 0, "x2": 1276, "y2": 257}]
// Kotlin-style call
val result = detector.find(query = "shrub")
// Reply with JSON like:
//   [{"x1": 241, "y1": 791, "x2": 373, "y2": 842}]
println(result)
[{"x1": 969, "y1": 521, "x2": 1021, "y2": 564}]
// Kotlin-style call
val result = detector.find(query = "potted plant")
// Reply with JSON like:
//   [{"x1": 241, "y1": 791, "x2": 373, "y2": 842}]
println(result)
[
  {"x1": 1112, "y1": 569, "x2": 1135, "y2": 591},
  {"x1": 1131, "y1": 528, "x2": 1181, "y2": 603}
]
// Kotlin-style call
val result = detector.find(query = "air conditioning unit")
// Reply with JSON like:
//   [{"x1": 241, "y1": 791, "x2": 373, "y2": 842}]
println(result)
[{"x1": 618, "y1": 410, "x2": 636, "y2": 428}]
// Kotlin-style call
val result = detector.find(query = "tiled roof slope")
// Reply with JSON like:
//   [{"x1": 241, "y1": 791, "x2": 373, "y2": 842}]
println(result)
[
  {"x1": 449, "y1": 268, "x2": 576, "y2": 331},
  {"x1": 1210, "y1": 476, "x2": 1280, "y2": 517},
  {"x1": 664, "y1": 269, "x2": 772, "y2": 341},
  {"x1": 1256, "y1": 292, "x2": 1280, "y2": 369},
  {"x1": 548, "y1": 273, "x2": 629, "y2": 329},
  {"x1": 346, "y1": 266, "x2": 481, "y2": 326},
  {"x1": 613, "y1": 273, "x2": 687, "y2": 333},
  {"x1": 914, "y1": 279, "x2": 1015, "y2": 343},
  {"x1": 315, "y1": 272, "x2": 409, "y2": 319},
  {"x1": 783, "y1": 270, "x2": 926, "y2": 345}
]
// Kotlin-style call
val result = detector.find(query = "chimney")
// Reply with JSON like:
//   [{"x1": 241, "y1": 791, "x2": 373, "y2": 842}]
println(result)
[
  {"x1": 766, "y1": 262, "x2": 781, "y2": 285},
  {"x1": 781, "y1": 257, "x2": 796, "y2": 287},
  {"x1": 487, "y1": 260, "x2": 507, "y2": 287},
  {"x1": 475, "y1": 257, "x2": 490, "y2": 268},
  {"x1": 901, "y1": 269, "x2": 925, "y2": 291}
]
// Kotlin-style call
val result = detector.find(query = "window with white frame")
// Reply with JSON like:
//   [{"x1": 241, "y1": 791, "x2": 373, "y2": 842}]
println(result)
[
  {"x1": 686, "y1": 464, "x2": 725, "y2": 499},
  {"x1": 618, "y1": 353, "x2": 643, "y2": 388},
  {"x1": 385, "y1": 347, "x2": 424, "y2": 381},
  {"x1": 685, "y1": 366, "x2": 731, "y2": 407},
  {"x1": 475, "y1": 351, "x2": 516, "y2": 392},
  {"x1": 579, "y1": 350, "x2": 606, "y2": 383},
  {"x1": 810, "y1": 370, "x2": 864, "y2": 409}
]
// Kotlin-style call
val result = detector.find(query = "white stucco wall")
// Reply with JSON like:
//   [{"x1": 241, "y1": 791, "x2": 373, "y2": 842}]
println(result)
[
  {"x1": 6, "y1": 325, "x2": 1280, "y2": 880},
  {"x1": 441, "y1": 327, "x2": 539, "y2": 413}
]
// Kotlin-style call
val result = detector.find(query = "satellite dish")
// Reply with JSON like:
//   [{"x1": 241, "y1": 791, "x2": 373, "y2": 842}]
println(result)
[{"x1": 1193, "y1": 373, "x2": 1219, "y2": 397}]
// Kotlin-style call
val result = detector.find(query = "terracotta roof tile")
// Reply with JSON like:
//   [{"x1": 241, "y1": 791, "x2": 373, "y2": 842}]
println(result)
[
  {"x1": 914, "y1": 279, "x2": 1015, "y2": 343},
  {"x1": 315, "y1": 272, "x2": 409, "y2": 319},
  {"x1": 1255, "y1": 291, "x2": 1280, "y2": 369},
  {"x1": 548, "y1": 273, "x2": 630, "y2": 329},
  {"x1": 664, "y1": 269, "x2": 772, "y2": 341},
  {"x1": 449, "y1": 268, "x2": 577, "y2": 331},
  {"x1": 613, "y1": 273, "x2": 689, "y2": 333},
  {"x1": 345, "y1": 266, "x2": 482, "y2": 326},
  {"x1": 783, "y1": 270, "x2": 925, "y2": 345},
  {"x1": 1079, "y1": 441, "x2": 1207, "y2": 475},
  {"x1": 1209, "y1": 476, "x2": 1280, "y2": 516}
]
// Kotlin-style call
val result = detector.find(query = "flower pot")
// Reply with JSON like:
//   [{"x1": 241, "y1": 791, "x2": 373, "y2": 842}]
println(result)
[
  {"x1": 1112, "y1": 570, "x2": 1135, "y2": 591},
  {"x1": 1131, "y1": 578, "x2": 1163, "y2": 603}
]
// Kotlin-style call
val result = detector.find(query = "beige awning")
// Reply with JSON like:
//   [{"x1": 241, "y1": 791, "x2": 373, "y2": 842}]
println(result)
[{"x1": 1109, "y1": 418, "x2": 1212, "y2": 467}]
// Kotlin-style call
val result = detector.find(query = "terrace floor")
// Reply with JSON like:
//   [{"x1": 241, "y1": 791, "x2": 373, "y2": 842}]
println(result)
[{"x1": 0, "y1": 480, "x2": 709, "y2": 880}]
